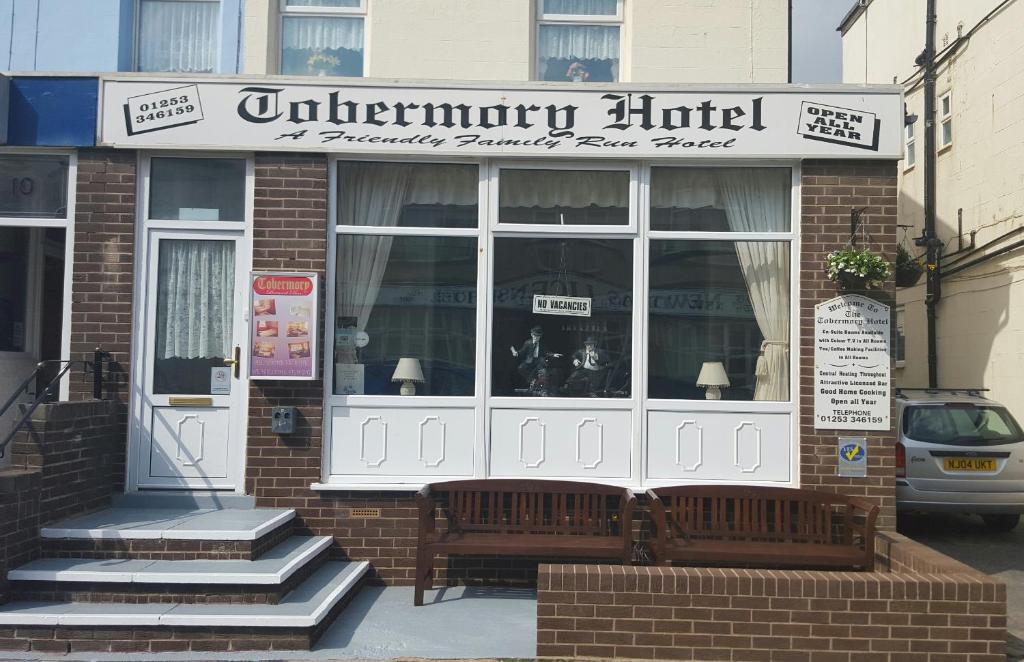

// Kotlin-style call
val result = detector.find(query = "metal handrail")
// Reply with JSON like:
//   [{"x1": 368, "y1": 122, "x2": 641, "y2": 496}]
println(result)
[{"x1": 0, "y1": 349, "x2": 109, "y2": 459}]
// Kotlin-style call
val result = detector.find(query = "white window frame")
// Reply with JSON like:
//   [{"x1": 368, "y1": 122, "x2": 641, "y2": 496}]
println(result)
[
  {"x1": 939, "y1": 91, "x2": 953, "y2": 150},
  {"x1": 904, "y1": 121, "x2": 916, "y2": 170},
  {"x1": 0, "y1": 149, "x2": 77, "y2": 401},
  {"x1": 133, "y1": 0, "x2": 222, "y2": 74},
  {"x1": 317, "y1": 158, "x2": 801, "y2": 491},
  {"x1": 279, "y1": 0, "x2": 367, "y2": 77},
  {"x1": 536, "y1": 0, "x2": 625, "y2": 82}
]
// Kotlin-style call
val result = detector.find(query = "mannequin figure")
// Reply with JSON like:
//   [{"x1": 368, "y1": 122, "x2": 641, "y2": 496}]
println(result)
[
  {"x1": 510, "y1": 326, "x2": 563, "y2": 393},
  {"x1": 565, "y1": 337, "x2": 610, "y2": 395}
]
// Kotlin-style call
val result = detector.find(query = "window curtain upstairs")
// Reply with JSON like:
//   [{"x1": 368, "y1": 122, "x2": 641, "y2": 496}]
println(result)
[{"x1": 138, "y1": 0, "x2": 219, "y2": 73}]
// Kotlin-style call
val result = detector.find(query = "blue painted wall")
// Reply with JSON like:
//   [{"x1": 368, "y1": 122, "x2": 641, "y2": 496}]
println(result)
[
  {"x1": 2, "y1": 0, "x2": 242, "y2": 73},
  {"x1": 6, "y1": 77, "x2": 97, "y2": 146}
]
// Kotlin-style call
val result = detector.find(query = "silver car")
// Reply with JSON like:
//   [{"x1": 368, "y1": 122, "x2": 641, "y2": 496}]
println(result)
[{"x1": 896, "y1": 389, "x2": 1024, "y2": 532}]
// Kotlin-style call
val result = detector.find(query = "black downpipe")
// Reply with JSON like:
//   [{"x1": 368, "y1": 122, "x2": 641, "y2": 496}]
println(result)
[{"x1": 922, "y1": 0, "x2": 940, "y2": 388}]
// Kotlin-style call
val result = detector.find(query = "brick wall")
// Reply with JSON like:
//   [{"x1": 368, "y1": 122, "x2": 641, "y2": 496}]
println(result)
[
  {"x1": 68, "y1": 149, "x2": 137, "y2": 492},
  {"x1": 0, "y1": 400, "x2": 121, "y2": 604},
  {"x1": 799, "y1": 160, "x2": 899, "y2": 531},
  {"x1": 537, "y1": 538, "x2": 1006, "y2": 661}
]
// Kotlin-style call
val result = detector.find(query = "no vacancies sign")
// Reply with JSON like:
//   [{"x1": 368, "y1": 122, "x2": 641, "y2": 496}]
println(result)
[{"x1": 99, "y1": 78, "x2": 903, "y2": 159}]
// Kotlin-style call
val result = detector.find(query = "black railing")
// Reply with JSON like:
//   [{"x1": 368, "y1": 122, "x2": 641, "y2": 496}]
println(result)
[{"x1": 0, "y1": 348, "x2": 109, "y2": 459}]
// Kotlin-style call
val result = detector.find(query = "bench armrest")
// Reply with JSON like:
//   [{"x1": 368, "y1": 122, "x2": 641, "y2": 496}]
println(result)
[
  {"x1": 415, "y1": 484, "x2": 436, "y2": 535},
  {"x1": 645, "y1": 490, "x2": 669, "y2": 547},
  {"x1": 846, "y1": 497, "x2": 880, "y2": 568}
]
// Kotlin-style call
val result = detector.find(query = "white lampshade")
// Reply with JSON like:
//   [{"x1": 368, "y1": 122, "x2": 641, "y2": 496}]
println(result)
[
  {"x1": 696, "y1": 362, "x2": 730, "y2": 388},
  {"x1": 391, "y1": 358, "x2": 425, "y2": 383}
]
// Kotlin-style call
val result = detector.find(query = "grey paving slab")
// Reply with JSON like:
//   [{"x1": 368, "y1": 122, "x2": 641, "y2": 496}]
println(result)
[
  {"x1": 8, "y1": 558, "x2": 153, "y2": 583},
  {"x1": 0, "y1": 585, "x2": 538, "y2": 661},
  {"x1": 40, "y1": 508, "x2": 214, "y2": 538},
  {"x1": 164, "y1": 508, "x2": 293, "y2": 539}
]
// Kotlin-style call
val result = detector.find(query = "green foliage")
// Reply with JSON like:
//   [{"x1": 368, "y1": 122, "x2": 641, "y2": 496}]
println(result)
[{"x1": 825, "y1": 247, "x2": 892, "y2": 290}]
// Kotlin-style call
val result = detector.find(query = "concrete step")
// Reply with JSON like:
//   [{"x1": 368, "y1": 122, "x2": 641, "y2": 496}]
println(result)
[
  {"x1": 40, "y1": 506, "x2": 295, "y2": 561},
  {"x1": 9, "y1": 536, "x2": 333, "y2": 604},
  {"x1": 0, "y1": 560, "x2": 370, "y2": 653}
]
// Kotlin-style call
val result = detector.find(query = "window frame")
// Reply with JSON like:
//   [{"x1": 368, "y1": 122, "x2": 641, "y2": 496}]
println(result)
[
  {"x1": 535, "y1": 0, "x2": 625, "y2": 82},
  {"x1": 279, "y1": 0, "x2": 367, "y2": 77},
  {"x1": 133, "y1": 0, "x2": 222, "y2": 74},
  {"x1": 939, "y1": 91, "x2": 953, "y2": 150},
  {"x1": 904, "y1": 121, "x2": 916, "y2": 170},
  {"x1": 318, "y1": 158, "x2": 801, "y2": 490},
  {"x1": 0, "y1": 149, "x2": 77, "y2": 404}
]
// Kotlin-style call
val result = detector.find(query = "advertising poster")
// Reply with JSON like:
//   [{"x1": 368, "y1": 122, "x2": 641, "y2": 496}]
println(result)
[{"x1": 250, "y1": 272, "x2": 319, "y2": 380}]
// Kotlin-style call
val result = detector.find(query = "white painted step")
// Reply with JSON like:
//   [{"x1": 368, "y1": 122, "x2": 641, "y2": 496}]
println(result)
[
  {"x1": 0, "y1": 561, "x2": 368, "y2": 628},
  {"x1": 40, "y1": 507, "x2": 294, "y2": 541},
  {"x1": 10, "y1": 536, "x2": 331, "y2": 585}
]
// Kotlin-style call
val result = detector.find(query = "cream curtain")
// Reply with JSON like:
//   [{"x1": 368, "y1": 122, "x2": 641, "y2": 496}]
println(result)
[
  {"x1": 537, "y1": 24, "x2": 620, "y2": 80},
  {"x1": 282, "y1": 15, "x2": 364, "y2": 51},
  {"x1": 499, "y1": 170, "x2": 628, "y2": 208},
  {"x1": 154, "y1": 239, "x2": 234, "y2": 359},
  {"x1": 716, "y1": 169, "x2": 791, "y2": 401},
  {"x1": 543, "y1": 0, "x2": 618, "y2": 15},
  {"x1": 138, "y1": 0, "x2": 219, "y2": 73}
]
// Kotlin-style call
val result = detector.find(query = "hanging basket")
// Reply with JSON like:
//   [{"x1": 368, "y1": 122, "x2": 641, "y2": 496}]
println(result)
[
  {"x1": 825, "y1": 248, "x2": 891, "y2": 291},
  {"x1": 895, "y1": 244, "x2": 925, "y2": 288}
]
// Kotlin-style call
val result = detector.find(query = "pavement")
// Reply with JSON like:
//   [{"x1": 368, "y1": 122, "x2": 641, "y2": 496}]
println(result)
[{"x1": 899, "y1": 512, "x2": 1024, "y2": 660}]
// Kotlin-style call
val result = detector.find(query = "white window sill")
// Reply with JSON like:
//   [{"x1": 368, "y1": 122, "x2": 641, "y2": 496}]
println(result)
[{"x1": 311, "y1": 482, "x2": 423, "y2": 492}]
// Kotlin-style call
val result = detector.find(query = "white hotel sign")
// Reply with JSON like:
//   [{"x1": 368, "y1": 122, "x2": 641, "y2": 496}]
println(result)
[{"x1": 99, "y1": 78, "x2": 903, "y2": 159}]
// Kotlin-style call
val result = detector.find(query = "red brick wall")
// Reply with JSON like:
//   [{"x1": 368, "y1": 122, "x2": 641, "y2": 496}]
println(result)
[
  {"x1": 537, "y1": 544, "x2": 1006, "y2": 661},
  {"x1": 799, "y1": 160, "x2": 899, "y2": 531}
]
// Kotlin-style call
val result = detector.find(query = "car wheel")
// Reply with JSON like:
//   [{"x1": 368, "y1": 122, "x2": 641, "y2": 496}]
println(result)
[{"x1": 981, "y1": 514, "x2": 1020, "y2": 532}]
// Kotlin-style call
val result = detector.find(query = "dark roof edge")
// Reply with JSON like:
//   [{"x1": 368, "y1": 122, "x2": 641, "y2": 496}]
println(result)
[{"x1": 837, "y1": 0, "x2": 872, "y2": 35}]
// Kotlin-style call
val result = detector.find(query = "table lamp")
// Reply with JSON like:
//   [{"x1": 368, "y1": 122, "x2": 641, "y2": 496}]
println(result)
[
  {"x1": 696, "y1": 362, "x2": 730, "y2": 400},
  {"x1": 392, "y1": 358, "x2": 425, "y2": 396}
]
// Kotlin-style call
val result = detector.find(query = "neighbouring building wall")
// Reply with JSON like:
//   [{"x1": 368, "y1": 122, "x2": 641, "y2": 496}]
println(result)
[
  {"x1": 843, "y1": 0, "x2": 1024, "y2": 419},
  {"x1": 1, "y1": 0, "x2": 243, "y2": 74},
  {"x1": 243, "y1": 0, "x2": 789, "y2": 83}
]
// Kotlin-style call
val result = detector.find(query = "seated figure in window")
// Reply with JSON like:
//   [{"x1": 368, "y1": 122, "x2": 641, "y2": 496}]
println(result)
[
  {"x1": 564, "y1": 337, "x2": 609, "y2": 396},
  {"x1": 511, "y1": 326, "x2": 564, "y2": 396}
]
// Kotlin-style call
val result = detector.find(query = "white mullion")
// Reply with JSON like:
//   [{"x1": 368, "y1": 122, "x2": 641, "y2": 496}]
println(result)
[{"x1": 476, "y1": 157, "x2": 491, "y2": 480}]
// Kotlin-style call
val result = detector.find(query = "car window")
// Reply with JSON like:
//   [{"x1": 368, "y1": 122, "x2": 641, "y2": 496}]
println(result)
[{"x1": 903, "y1": 404, "x2": 1024, "y2": 445}]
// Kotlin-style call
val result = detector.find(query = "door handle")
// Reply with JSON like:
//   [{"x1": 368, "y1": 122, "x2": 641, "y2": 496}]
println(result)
[{"x1": 223, "y1": 346, "x2": 241, "y2": 378}]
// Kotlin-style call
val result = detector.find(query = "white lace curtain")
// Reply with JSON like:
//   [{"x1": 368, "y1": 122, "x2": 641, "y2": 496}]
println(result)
[
  {"x1": 499, "y1": 170, "x2": 628, "y2": 208},
  {"x1": 543, "y1": 0, "x2": 618, "y2": 16},
  {"x1": 155, "y1": 240, "x2": 234, "y2": 360},
  {"x1": 138, "y1": 0, "x2": 219, "y2": 74},
  {"x1": 282, "y1": 15, "x2": 364, "y2": 51},
  {"x1": 538, "y1": 24, "x2": 620, "y2": 80},
  {"x1": 336, "y1": 164, "x2": 475, "y2": 332},
  {"x1": 652, "y1": 168, "x2": 791, "y2": 401}
]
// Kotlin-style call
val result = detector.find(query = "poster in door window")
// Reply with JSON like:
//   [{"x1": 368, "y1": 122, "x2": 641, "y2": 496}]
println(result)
[{"x1": 250, "y1": 272, "x2": 319, "y2": 380}]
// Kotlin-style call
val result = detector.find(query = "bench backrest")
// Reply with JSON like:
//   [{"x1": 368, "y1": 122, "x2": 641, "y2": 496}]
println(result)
[
  {"x1": 650, "y1": 485, "x2": 869, "y2": 545},
  {"x1": 425, "y1": 479, "x2": 631, "y2": 537}
]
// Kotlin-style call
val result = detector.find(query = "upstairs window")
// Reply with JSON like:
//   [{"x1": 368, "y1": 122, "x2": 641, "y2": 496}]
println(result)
[
  {"x1": 537, "y1": 0, "x2": 622, "y2": 83},
  {"x1": 939, "y1": 91, "x2": 953, "y2": 149},
  {"x1": 281, "y1": 0, "x2": 365, "y2": 77},
  {"x1": 904, "y1": 121, "x2": 916, "y2": 169},
  {"x1": 137, "y1": 0, "x2": 220, "y2": 73}
]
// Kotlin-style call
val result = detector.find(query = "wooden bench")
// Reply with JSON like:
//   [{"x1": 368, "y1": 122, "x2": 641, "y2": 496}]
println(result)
[
  {"x1": 647, "y1": 486, "x2": 879, "y2": 571},
  {"x1": 414, "y1": 479, "x2": 636, "y2": 605}
]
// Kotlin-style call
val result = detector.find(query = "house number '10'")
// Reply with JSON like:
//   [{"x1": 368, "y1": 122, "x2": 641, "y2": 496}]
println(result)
[{"x1": 11, "y1": 177, "x2": 34, "y2": 196}]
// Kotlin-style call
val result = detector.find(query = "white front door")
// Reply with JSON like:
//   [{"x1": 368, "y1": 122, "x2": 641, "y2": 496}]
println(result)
[{"x1": 133, "y1": 228, "x2": 248, "y2": 490}]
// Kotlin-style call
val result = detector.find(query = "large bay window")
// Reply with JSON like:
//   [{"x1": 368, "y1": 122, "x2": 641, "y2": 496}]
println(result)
[
  {"x1": 137, "y1": 0, "x2": 220, "y2": 73},
  {"x1": 281, "y1": 0, "x2": 365, "y2": 77},
  {"x1": 322, "y1": 160, "x2": 796, "y2": 488},
  {"x1": 537, "y1": 0, "x2": 622, "y2": 83}
]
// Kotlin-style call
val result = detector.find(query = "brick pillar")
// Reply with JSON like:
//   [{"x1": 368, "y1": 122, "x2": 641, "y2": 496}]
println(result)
[
  {"x1": 68, "y1": 149, "x2": 137, "y2": 492},
  {"x1": 247, "y1": 154, "x2": 329, "y2": 508},
  {"x1": 799, "y1": 160, "x2": 899, "y2": 531}
]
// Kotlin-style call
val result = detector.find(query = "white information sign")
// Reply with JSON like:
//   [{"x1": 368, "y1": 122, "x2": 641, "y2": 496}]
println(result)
[
  {"x1": 99, "y1": 78, "x2": 903, "y2": 159},
  {"x1": 533, "y1": 294, "x2": 592, "y2": 317},
  {"x1": 814, "y1": 295, "x2": 891, "y2": 431}
]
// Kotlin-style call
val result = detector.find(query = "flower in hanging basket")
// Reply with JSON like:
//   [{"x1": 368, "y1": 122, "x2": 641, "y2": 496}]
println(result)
[{"x1": 825, "y1": 247, "x2": 892, "y2": 290}]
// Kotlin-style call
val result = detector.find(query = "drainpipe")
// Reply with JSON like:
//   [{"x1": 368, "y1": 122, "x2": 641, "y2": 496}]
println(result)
[{"x1": 919, "y1": 0, "x2": 941, "y2": 388}]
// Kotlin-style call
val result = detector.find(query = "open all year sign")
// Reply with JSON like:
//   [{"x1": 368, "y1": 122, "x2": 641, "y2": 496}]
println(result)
[{"x1": 814, "y1": 294, "x2": 890, "y2": 431}]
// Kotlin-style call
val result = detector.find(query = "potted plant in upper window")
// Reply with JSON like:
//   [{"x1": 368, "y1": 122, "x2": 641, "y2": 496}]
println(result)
[
  {"x1": 825, "y1": 247, "x2": 892, "y2": 291},
  {"x1": 894, "y1": 243, "x2": 925, "y2": 287}
]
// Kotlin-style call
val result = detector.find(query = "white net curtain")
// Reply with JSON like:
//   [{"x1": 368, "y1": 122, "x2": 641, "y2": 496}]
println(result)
[
  {"x1": 137, "y1": 0, "x2": 219, "y2": 73},
  {"x1": 652, "y1": 168, "x2": 791, "y2": 401},
  {"x1": 537, "y1": 24, "x2": 620, "y2": 82}
]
